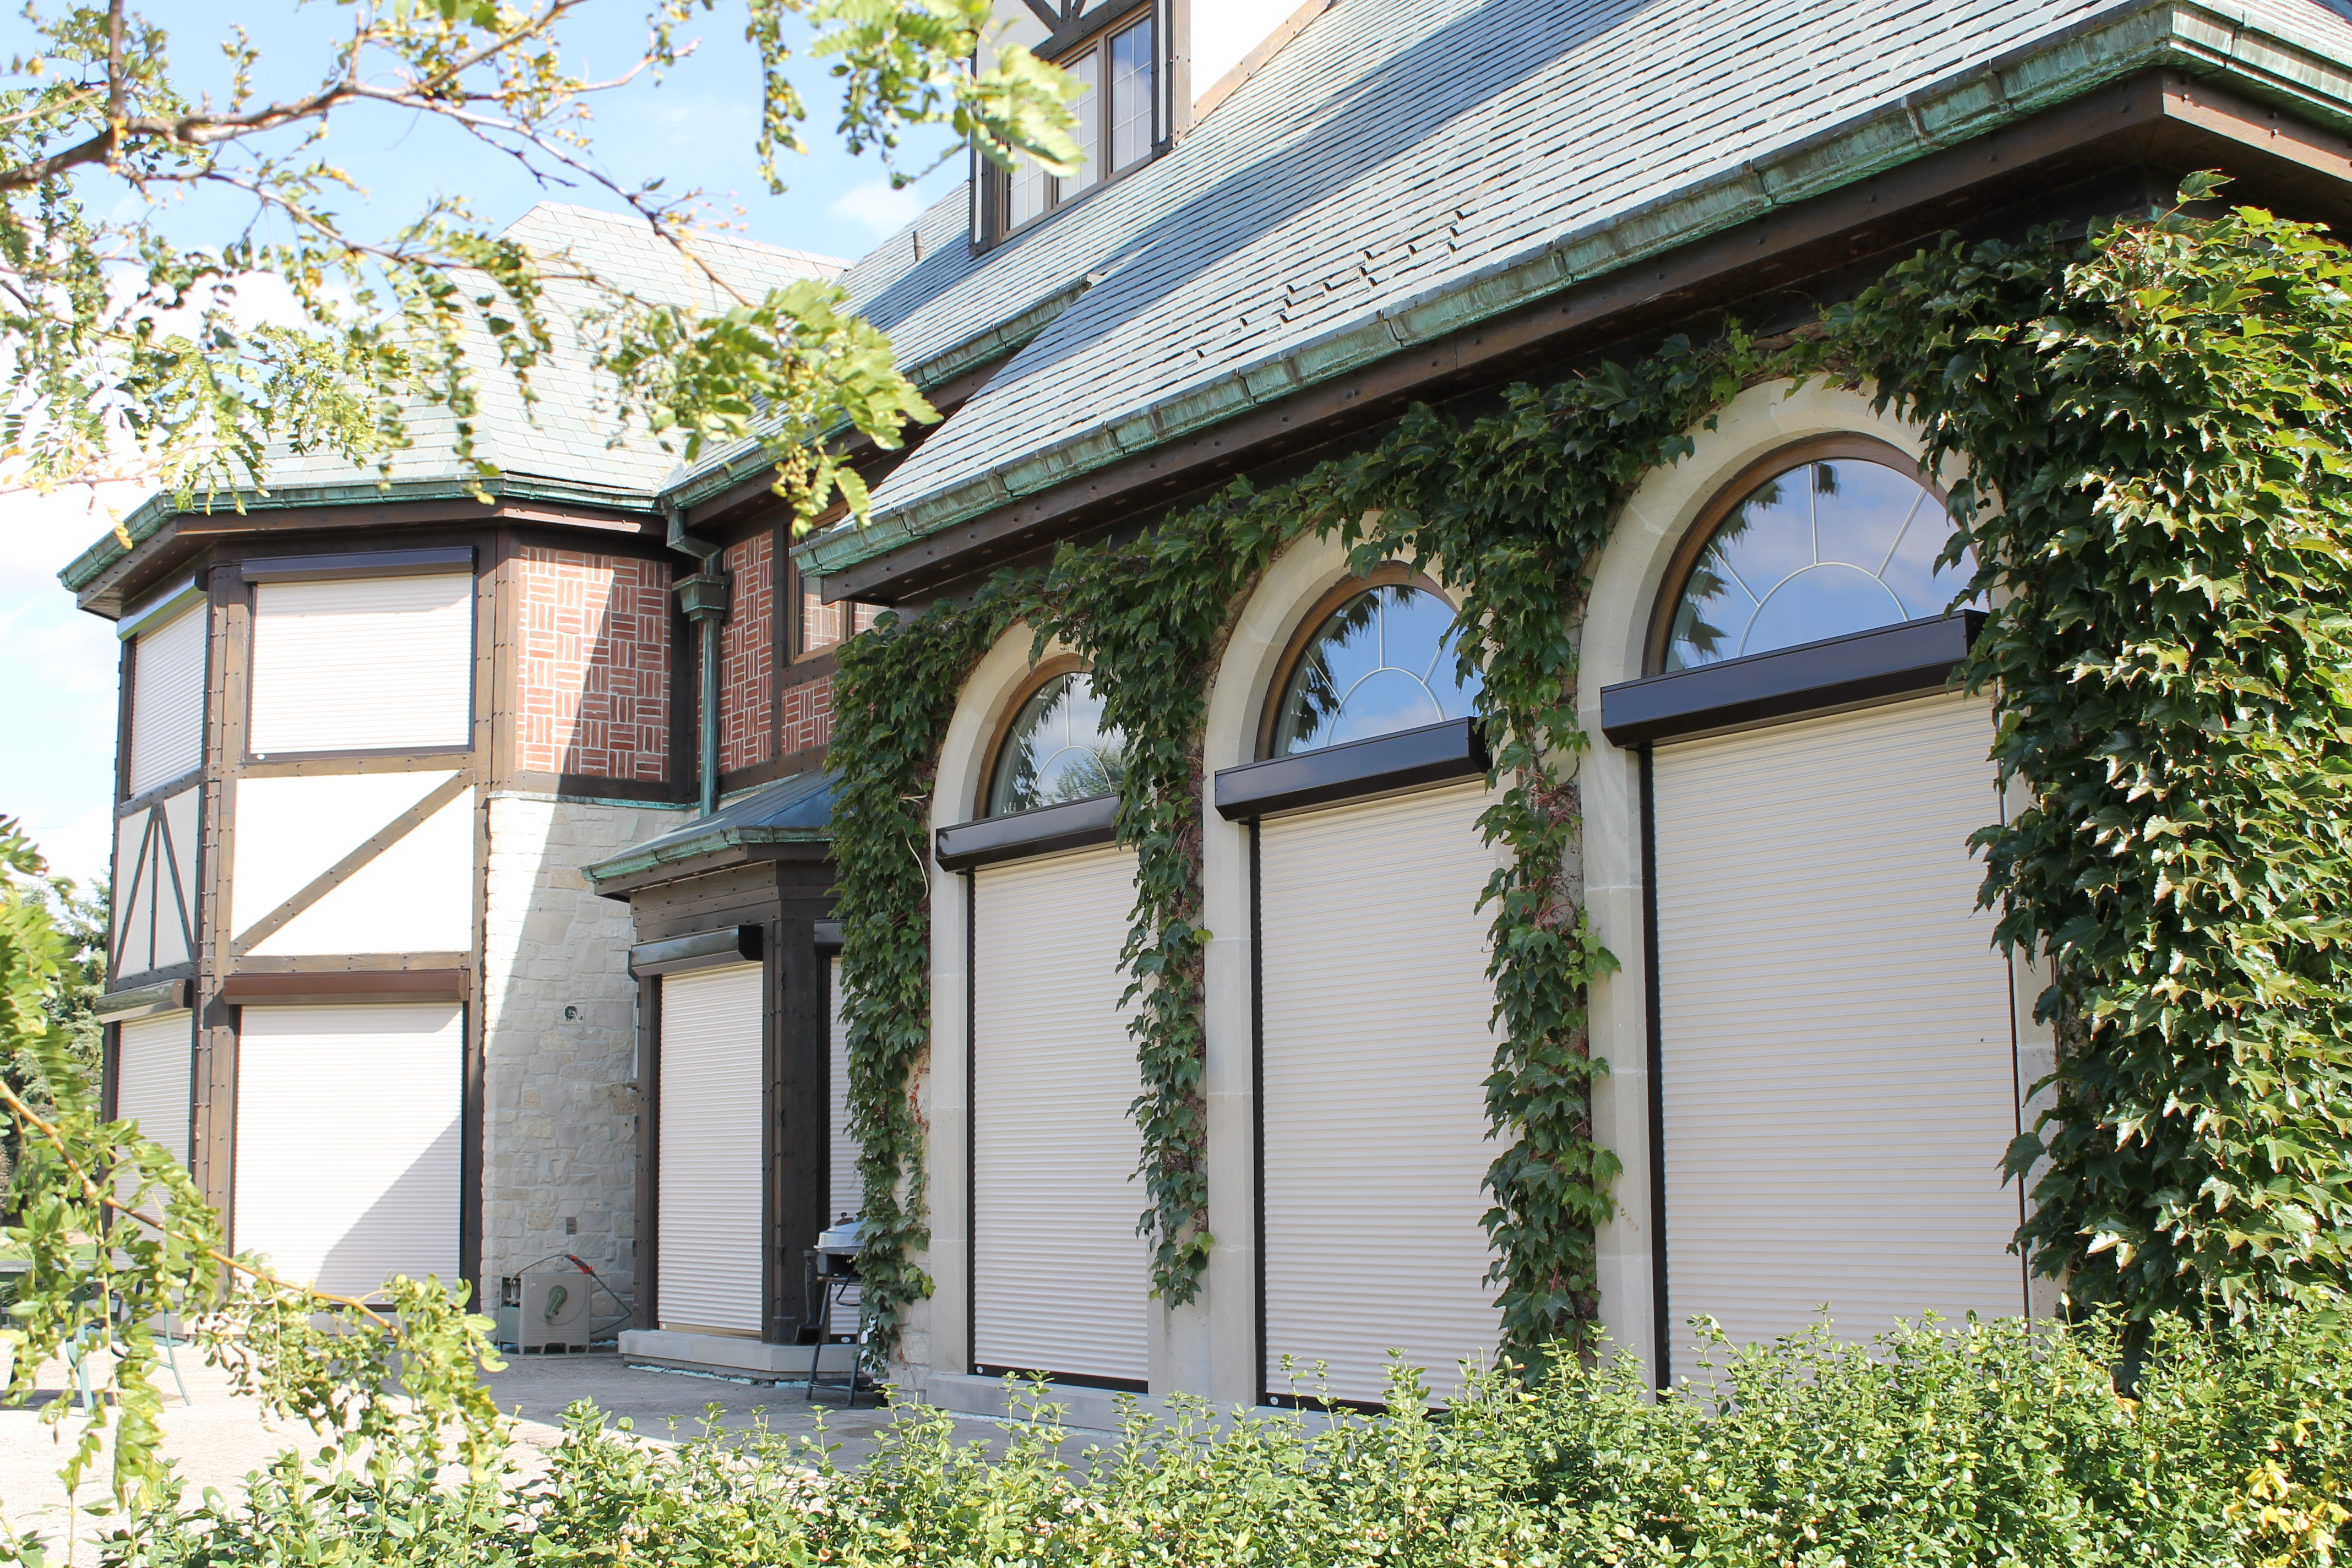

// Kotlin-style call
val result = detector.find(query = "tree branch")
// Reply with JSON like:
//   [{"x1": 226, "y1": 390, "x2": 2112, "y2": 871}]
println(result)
[{"x1": 0, "y1": 1077, "x2": 398, "y2": 1330}]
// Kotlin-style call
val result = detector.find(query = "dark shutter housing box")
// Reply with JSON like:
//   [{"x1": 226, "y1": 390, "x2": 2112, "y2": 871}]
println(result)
[
  {"x1": 628, "y1": 925, "x2": 764, "y2": 978},
  {"x1": 1213, "y1": 717, "x2": 1489, "y2": 822},
  {"x1": 217, "y1": 970, "x2": 469, "y2": 1007},
  {"x1": 934, "y1": 793, "x2": 1119, "y2": 873},
  {"x1": 1598, "y1": 613, "x2": 1985, "y2": 748},
  {"x1": 95, "y1": 978, "x2": 191, "y2": 1023},
  {"x1": 237, "y1": 546, "x2": 476, "y2": 583}
]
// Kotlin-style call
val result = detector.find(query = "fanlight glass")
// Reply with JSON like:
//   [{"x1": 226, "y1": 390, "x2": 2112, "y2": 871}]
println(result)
[
  {"x1": 987, "y1": 671, "x2": 1129, "y2": 815},
  {"x1": 1662, "y1": 456, "x2": 1980, "y2": 672},
  {"x1": 1270, "y1": 584, "x2": 1483, "y2": 758}
]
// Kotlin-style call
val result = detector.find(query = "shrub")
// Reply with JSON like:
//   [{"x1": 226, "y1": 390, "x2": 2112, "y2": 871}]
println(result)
[{"x1": 91, "y1": 1308, "x2": 2351, "y2": 1568}]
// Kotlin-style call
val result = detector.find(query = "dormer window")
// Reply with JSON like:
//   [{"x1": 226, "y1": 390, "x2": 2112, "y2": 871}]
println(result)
[{"x1": 993, "y1": 8, "x2": 1159, "y2": 239}]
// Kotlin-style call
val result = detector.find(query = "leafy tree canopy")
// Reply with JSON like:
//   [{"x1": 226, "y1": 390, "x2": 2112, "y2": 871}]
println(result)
[{"x1": 0, "y1": 0, "x2": 1081, "y2": 529}]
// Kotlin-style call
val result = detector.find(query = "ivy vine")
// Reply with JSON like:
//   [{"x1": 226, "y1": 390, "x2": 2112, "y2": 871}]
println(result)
[
  {"x1": 1818, "y1": 177, "x2": 2352, "y2": 1320},
  {"x1": 1017, "y1": 503, "x2": 1305, "y2": 1300},
  {"x1": 829, "y1": 595, "x2": 1011, "y2": 1364},
  {"x1": 833, "y1": 178, "x2": 2352, "y2": 1368}
]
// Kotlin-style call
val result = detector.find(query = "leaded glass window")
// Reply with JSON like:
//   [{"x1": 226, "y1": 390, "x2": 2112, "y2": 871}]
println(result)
[
  {"x1": 987, "y1": 671, "x2": 1129, "y2": 815},
  {"x1": 1662, "y1": 454, "x2": 1980, "y2": 672},
  {"x1": 1270, "y1": 584, "x2": 1482, "y2": 758}
]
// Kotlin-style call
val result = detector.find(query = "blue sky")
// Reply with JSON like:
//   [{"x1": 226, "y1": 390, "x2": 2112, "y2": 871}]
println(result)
[{"x1": 0, "y1": 1, "x2": 966, "y2": 888}]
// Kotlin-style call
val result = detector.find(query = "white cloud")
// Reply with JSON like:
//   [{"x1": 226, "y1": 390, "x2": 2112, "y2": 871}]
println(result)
[
  {"x1": 0, "y1": 482, "x2": 149, "y2": 580},
  {"x1": 826, "y1": 179, "x2": 926, "y2": 238}
]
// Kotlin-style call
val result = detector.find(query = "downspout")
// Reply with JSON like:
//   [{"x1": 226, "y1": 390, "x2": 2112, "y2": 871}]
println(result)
[{"x1": 666, "y1": 502, "x2": 729, "y2": 819}]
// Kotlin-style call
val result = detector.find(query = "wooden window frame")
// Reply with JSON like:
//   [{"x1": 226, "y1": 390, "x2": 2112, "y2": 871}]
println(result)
[
  {"x1": 986, "y1": 1, "x2": 1163, "y2": 244},
  {"x1": 240, "y1": 559, "x2": 482, "y2": 764},
  {"x1": 1253, "y1": 563, "x2": 1458, "y2": 762},
  {"x1": 790, "y1": 553, "x2": 878, "y2": 665},
  {"x1": 1640, "y1": 434, "x2": 1952, "y2": 679}
]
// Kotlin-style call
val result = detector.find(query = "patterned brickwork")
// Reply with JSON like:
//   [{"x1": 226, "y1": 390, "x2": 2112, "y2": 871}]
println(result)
[
  {"x1": 780, "y1": 674, "x2": 835, "y2": 756},
  {"x1": 514, "y1": 548, "x2": 669, "y2": 781},
  {"x1": 720, "y1": 533, "x2": 775, "y2": 774}
]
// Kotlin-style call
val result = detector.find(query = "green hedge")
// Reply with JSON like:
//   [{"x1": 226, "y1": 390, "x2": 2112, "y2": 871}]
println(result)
[{"x1": 97, "y1": 1310, "x2": 2350, "y2": 1567}]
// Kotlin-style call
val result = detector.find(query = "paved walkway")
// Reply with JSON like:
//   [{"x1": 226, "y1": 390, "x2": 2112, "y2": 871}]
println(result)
[{"x1": 1, "y1": 1351, "x2": 1033, "y2": 1563}]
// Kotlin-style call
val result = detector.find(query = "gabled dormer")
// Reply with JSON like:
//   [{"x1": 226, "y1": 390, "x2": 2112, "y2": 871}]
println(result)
[{"x1": 971, "y1": 0, "x2": 1329, "y2": 249}]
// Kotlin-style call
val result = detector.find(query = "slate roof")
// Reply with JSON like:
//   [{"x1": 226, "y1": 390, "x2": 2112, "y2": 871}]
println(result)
[
  {"x1": 793, "y1": 0, "x2": 2352, "y2": 578},
  {"x1": 263, "y1": 204, "x2": 843, "y2": 498},
  {"x1": 61, "y1": 205, "x2": 843, "y2": 594},
  {"x1": 61, "y1": 0, "x2": 2352, "y2": 602},
  {"x1": 583, "y1": 769, "x2": 836, "y2": 884}
]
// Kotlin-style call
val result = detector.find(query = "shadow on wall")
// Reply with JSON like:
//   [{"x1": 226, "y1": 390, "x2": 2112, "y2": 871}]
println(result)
[
  {"x1": 310, "y1": 1116, "x2": 464, "y2": 1303},
  {"x1": 475, "y1": 790, "x2": 653, "y2": 1317}
]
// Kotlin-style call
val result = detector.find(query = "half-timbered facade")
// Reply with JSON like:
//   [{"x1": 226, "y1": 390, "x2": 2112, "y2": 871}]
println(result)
[{"x1": 60, "y1": 0, "x2": 2352, "y2": 1403}]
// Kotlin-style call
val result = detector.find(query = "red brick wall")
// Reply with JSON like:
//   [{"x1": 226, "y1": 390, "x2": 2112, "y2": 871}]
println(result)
[
  {"x1": 514, "y1": 547, "x2": 669, "y2": 781},
  {"x1": 719, "y1": 533, "x2": 774, "y2": 775},
  {"x1": 780, "y1": 676, "x2": 835, "y2": 756}
]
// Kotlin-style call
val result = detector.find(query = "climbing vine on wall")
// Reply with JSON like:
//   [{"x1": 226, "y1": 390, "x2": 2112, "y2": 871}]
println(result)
[
  {"x1": 833, "y1": 177, "x2": 2352, "y2": 1366},
  {"x1": 1815, "y1": 177, "x2": 2352, "y2": 1320},
  {"x1": 829, "y1": 595, "x2": 1011, "y2": 1364},
  {"x1": 831, "y1": 339, "x2": 1756, "y2": 1357},
  {"x1": 1330, "y1": 338, "x2": 1759, "y2": 1352},
  {"x1": 1017, "y1": 502, "x2": 1308, "y2": 1301}
]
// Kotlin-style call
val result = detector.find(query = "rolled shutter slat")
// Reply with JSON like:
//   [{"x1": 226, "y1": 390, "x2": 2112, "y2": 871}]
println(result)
[
  {"x1": 248, "y1": 575, "x2": 473, "y2": 754},
  {"x1": 1259, "y1": 783, "x2": 1502, "y2": 1405},
  {"x1": 657, "y1": 962, "x2": 764, "y2": 1335},
  {"x1": 128, "y1": 606, "x2": 206, "y2": 797},
  {"x1": 115, "y1": 1011, "x2": 193, "y2": 1169},
  {"x1": 1652, "y1": 694, "x2": 2025, "y2": 1379},
  {"x1": 826, "y1": 957, "x2": 859, "y2": 1224},
  {"x1": 972, "y1": 847, "x2": 1148, "y2": 1383},
  {"x1": 232, "y1": 1004, "x2": 462, "y2": 1300}
]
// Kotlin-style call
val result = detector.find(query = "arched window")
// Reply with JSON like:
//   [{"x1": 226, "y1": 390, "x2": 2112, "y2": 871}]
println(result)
[
  {"x1": 1658, "y1": 445, "x2": 1979, "y2": 673},
  {"x1": 1267, "y1": 581, "x2": 1482, "y2": 758},
  {"x1": 986, "y1": 669, "x2": 1128, "y2": 816}
]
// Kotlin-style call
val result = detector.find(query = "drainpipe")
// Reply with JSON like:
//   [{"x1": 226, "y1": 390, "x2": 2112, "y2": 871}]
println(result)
[{"x1": 666, "y1": 502, "x2": 729, "y2": 819}]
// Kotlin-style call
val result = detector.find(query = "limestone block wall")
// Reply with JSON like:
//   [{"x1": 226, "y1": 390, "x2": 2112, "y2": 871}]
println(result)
[{"x1": 481, "y1": 792, "x2": 689, "y2": 1306}]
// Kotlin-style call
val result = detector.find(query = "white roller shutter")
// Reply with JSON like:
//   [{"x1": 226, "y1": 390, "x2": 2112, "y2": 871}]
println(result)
[
  {"x1": 1652, "y1": 694, "x2": 2024, "y2": 1380},
  {"x1": 116, "y1": 1011, "x2": 192, "y2": 1169},
  {"x1": 248, "y1": 575, "x2": 473, "y2": 755},
  {"x1": 127, "y1": 604, "x2": 206, "y2": 797},
  {"x1": 657, "y1": 962, "x2": 764, "y2": 1335},
  {"x1": 826, "y1": 957, "x2": 859, "y2": 1225},
  {"x1": 1258, "y1": 783, "x2": 1502, "y2": 1405},
  {"x1": 972, "y1": 847, "x2": 1148, "y2": 1383},
  {"x1": 233, "y1": 1004, "x2": 462, "y2": 1299}
]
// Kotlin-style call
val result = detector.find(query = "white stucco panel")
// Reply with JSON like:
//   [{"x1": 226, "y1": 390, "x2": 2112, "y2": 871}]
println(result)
[
  {"x1": 250, "y1": 785, "x2": 475, "y2": 955},
  {"x1": 231, "y1": 770, "x2": 460, "y2": 935}
]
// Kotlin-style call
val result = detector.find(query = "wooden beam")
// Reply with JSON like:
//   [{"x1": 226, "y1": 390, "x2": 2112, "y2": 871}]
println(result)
[{"x1": 229, "y1": 772, "x2": 473, "y2": 955}]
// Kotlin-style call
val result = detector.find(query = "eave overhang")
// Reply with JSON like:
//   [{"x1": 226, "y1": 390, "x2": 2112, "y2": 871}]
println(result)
[
  {"x1": 795, "y1": 0, "x2": 2352, "y2": 602},
  {"x1": 584, "y1": 770, "x2": 835, "y2": 899},
  {"x1": 64, "y1": 475, "x2": 663, "y2": 620}
]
